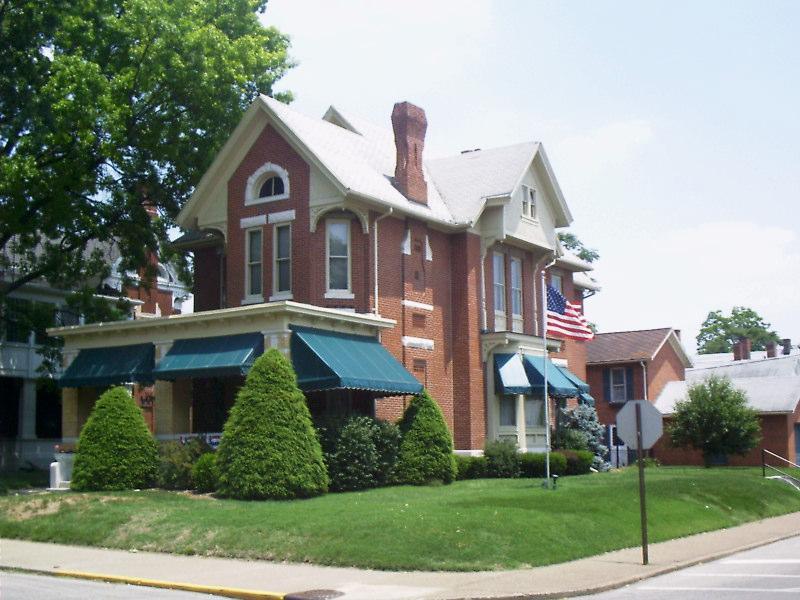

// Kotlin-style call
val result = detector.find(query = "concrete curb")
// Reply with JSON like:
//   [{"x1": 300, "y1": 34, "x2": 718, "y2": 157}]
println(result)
[
  {"x1": 50, "y1": 569, "x2": 286, "y2": 600},
  {"x1": 456, "y1": 529, "x2": 800, "y2": 600}
]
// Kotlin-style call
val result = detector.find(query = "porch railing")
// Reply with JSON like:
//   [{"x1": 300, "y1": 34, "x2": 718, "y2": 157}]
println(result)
[{"x1": 761, "y1": 448, "x2": 800, "y2": 489}]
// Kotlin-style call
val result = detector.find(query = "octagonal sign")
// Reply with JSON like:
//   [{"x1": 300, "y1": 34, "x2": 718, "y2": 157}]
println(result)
[{"x1": 616, "y1": 401, "x2": 663, "y2": 450}]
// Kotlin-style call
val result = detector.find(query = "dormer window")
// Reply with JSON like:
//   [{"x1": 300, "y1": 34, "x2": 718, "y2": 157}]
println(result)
[
  {"x1": 245, "y1": 162, "x2": 290, "y2": 205},
  {"x1": 522, "y1": 185, "x2": 537, "y2": 219},
  {"x1": 259, "y1": 176, "x2": 284, "y2": 199}
]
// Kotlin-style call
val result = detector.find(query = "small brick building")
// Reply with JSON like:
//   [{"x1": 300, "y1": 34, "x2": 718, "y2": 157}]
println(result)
[{"x1": 52, "y1": 96, "x2": 597, "y2": 454}]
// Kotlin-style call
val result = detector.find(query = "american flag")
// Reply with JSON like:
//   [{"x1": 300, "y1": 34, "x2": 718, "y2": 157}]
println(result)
[{"x1": 546, "y1": 284, "x2": 594, "y2": 341}]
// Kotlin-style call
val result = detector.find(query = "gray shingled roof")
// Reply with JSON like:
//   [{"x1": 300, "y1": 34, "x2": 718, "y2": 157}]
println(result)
[{"x1": 656, "y1": 377, "x2": 800, "y2": 415}]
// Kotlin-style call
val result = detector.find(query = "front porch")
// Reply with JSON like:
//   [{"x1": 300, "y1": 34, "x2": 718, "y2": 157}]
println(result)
[{"x1": 51, "y1": 301, "x2": 422, "y2": 442}]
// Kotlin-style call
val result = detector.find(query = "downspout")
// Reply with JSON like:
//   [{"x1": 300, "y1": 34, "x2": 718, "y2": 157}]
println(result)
[
  {"x1": 480, "y1": 244, "x2": 488, "y2": 331},
  {"x1": 640, "y1": 360, "x2": 648, "y2": 401},
  {"x1": 373, "y1": 207, "x2": 393, "y2": 316}
]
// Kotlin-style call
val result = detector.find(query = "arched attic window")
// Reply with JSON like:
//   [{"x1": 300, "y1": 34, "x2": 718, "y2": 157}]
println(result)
[{"x1": 245, "y1": 162, "x2": 290, "y2": 205}]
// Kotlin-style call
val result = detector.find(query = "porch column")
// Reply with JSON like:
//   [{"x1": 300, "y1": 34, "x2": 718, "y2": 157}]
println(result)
[
  {"x1": 263, "y1": 329, "x2": 292, "y2": 359},
  {"x1": 62, "y1": 388, "x2": 79, "y2": 439},
  {"x1": 18, "y1": 379, "x2": 37, "y2": 439},
  {"x1": 516, "y1": 393, "x2": 527, "y2": 452},
  {"x1": 154, "y1": 379, "x2": 192, "y2": 436}
]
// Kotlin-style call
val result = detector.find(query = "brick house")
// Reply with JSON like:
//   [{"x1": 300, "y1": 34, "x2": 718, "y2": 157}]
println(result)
[
  {"x1": 50, "y1": 96, "x2": 596, "y2": 454},
  {"x1": 585, "y1": 328, "x2": 691, "y2": 462},
  {"x1": 653, "y1": 340, "x2": 800, "y2": 465}
]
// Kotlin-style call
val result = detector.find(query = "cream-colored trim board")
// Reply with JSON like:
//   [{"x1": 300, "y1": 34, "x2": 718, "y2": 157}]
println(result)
[
  {"x1": 245, "y1": 162, "x2": 290, "y2": 205},
  {"x1": 240, "y1": 215, "x2": 267, "y2": 229},
  {"x1": 551, "y1": 357, "x2": 568, "y2": 367},
  {"x1": 268, "y1": 210, "x2": 296, "y2": 224},
  {"x1": 50, "y1": 301, "x2": 396, "y2": 350},
  {"x1": 401, "y1": 299, "x2": 434, "y2": 312},
  {"x1": 402, "y1": 336, "x2": 434, "y2": 350}
]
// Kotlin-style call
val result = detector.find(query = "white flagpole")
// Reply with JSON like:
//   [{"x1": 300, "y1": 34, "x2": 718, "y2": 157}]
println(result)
[{"x1": 541, "y1": 267, "x2": 551, "y2": 488}]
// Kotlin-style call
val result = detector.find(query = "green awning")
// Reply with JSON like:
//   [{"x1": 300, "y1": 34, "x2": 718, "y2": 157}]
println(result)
[
  {"x1": 290, "y1": 325, "x2": 422, "y2": 396},
  {"x1": 522, "y1": 355, "x2": 580, "y2": 398},
  {"x1": 58, "y1": 343, "x2": 154, "y2": 388},
  {"x1": 579, "y1": 392, "x2": 596, "y2": 407},
  {"x1": 153, "y1": 333, "x2": 264, "y2": 380},
  {"x1": 556, "y1": 366, "x2": 591, "y2": 393},
  {"x1": 494, "y1": 353, "x2": 532, "y2": 395}
]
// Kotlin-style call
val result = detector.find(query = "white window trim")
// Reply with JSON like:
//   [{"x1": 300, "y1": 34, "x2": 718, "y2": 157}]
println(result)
[
  {"x1": 521, "y1": 184, "x2": 538, "y2": 221},
  {"x1": 510, "y1": 257, "x2": 523, "y2": 318},
  {"x1": 244, "y1": 227, "x2": 264, "y2": 303},
  {"x1": 270, "y1": 223, "x2": 292, "y2": 302},
  {"x1": 325, "y1": 218, "x2": 352, "y2": 295},
  {"x1": 401, "y1": 299, "x2": 434, "y2": 311},
  {"x1": 245, "y1": 162, "x2": 290, "y2": 206},
  {"x1": 268, "y1": 209, "x2": 295, "y2": 224},
  {"x1": 240, "y1": 214, "x2": 267, "y2": 229},
  {"x1": 551, "y1": 271, "x2": 563, "y2": 294},
  {"x1": 402, "y1": 335, "x2": 434, "y2": 351},
  {"x1": 610, "y1": 367, "x2": 627, "y2": 402}
]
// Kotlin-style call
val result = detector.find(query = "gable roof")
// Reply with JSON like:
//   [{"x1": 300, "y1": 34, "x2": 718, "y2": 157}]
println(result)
[
  {"x1": 179, "y1": 96, "x2": 572, "y2": 231},
  {"x1": 656, "y1": 376, "x2": 800, "y2": 415},
  {"x1": 586, "y1": 328, "x2": 692, "y2": 367}
]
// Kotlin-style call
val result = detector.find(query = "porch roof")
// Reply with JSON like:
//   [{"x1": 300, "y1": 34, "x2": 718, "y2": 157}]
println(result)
[
  {"x1": 522, "y1": 355, "x2": 581, "y2": 398},
  {"x1": 290, "y1": 325, "x2": 422, "y2": 397},
  {"x1": 153, "y1": 333, "x2": 264, "y2": 380},
  {"x1": 58, "y1": 343, "x2": 154, "y2": 388}
]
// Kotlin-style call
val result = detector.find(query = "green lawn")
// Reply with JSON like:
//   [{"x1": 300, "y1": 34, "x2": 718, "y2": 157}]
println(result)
[{"x1": 0, "y1": 467, "x2": 798, "y2": 571}]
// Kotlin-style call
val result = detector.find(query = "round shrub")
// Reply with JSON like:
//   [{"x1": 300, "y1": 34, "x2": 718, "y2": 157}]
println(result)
[
  {"x1": 455, "y1": 455, "x2": 488, "y2": 480},
  {"x1": 484, "y1": 439, "x2": 521, "y2": 478},
  {"x1": 192, "y1": 452, "x2": 219, "y2": 493},
  {"x1": 216, "y1": 349, "x2": 329, "y2": 500},
  {"x1": 519, "y1": 452, "x2": 567, "y2": 478},
  {"x1": 554, "y1": 428, "x2": 589, "y2": 451},
  {"x1": 393, "y1": 390, "x2": 457, "y2": 485},
  {"x1": 71, "y1": 386, "x2": 158, "y2": 491},
  {"x1": 328, "y1": 416, "x2": 379, "y2": 492},
  {"x1": 370, "y1": 419, "x2": 401, "y2": 486},
  {"x1": 560, "y1": 449, "x2": 594, "y2": 475},
  {"x1": 157, "y1": 438, "x2": 210, "y2": 490}
]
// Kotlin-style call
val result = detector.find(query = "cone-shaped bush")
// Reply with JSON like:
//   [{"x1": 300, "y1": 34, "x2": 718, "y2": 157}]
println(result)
[
  {"x1": 216, "y1": 349, "x2": 328, "y2": 499},
  {"x1": 393, "y1": 390, "x2": 457, "y2": 485},
  {"x1": 71, "y1": 386, "x2": 158, "y2": 491}
]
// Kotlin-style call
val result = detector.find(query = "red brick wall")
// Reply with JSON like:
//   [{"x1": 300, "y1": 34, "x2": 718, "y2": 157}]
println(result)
[
  {"x1": 193, "y1": 246, "x2": 222, "y2": 312},
  {"x1": 647, "y1": 341, "x2": 686, "y2": 401},
  {"x1": 586, "y1": 362, "x2": 646, "y2": 425},
  {"x1": 653, "y1": 413, "x2": 793, "y2": 466}
]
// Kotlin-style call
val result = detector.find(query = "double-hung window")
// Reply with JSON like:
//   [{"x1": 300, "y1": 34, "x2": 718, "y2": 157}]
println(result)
[
  {"x1": 522, "y1": 185, "x2": 537, "y2": 219},
  {"x1": 245, "y1": 228, "x2": 263, "y2": 300},
  {"x1": 610, "y1": 367, "x2": 627, "y2": 402},
  {"x1": 326, "y1": 219, "x2": 351, "y2": 296},
  {"x1": 273, "y1": 224, "x2": 291, "y2": 297},
  {"x1": 510, "y1": 257, "x2": 523, "y2": 332},
  {"x1": 550, "y1": 271, "x2": 563, "y2": 294},
  {"x1": 493, "y1": 252, "x2": 506, "y2": 330}
]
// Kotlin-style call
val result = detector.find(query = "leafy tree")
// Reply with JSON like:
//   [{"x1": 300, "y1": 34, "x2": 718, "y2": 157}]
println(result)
[
  {"x1": 558, "y1": 232, "x2": 599, "y2": 263},
  {"x1": 216, "y1": 349, "x2": 328, "y2": 500},
  {"x1": 0, "y1": 0, "x2": 292, "y2": 303},
  {"x1": 697, "y1": 307, "x2": 780, "y2": 354},
  {"x1": 72, "y1": 386, "x2": 158, "y2": 491},
  {"x1": 393, "y1": 390, "x2": 457, "y2": 485},
  {"x1": 668, "y1": 376, "x2": 761, "y2": 466}
]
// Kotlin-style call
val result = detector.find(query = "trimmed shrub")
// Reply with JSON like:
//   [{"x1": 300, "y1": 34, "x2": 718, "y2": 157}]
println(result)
[
  {"x1": 370, "y1": 419, "x2": 401, "y2": 486},
  {"x1": 216, "y1": 349, "x2": 328, "y2": 500},
  {"x1": 192, "y1": 452, "x2": 219, "y2": 493},
  {"x1": 484, "y1": 439, "x2": 521, "y2": 478},
  {"x1": 519, "y1": 452, "x2": 567, "y2": 478},
  {"x1": 328, "y1": 416, "x2": 379, "y2": 492},
  {"x1": 560, "y1": 449, "x2": 594, "y2": 475},
  {"x1": 553, "y1": 428, "x2": 589, "y2": 451},
  {"x1": 393, "y1": 390, "x2": 457, "y2": 485},
  {"x1": 157, "y1": 438, "x2": 210, "y2": 490},
  {"x1": 455, "y1": 455, "x2": 488, "y2": 480},
  {"x1": 71, "y1": 386, "x2": 158, "y2": 491}
]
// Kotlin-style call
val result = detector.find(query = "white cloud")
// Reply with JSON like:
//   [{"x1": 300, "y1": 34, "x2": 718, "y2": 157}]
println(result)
[{"x1": 588, "y1": 220, "x2": 800, "y2": 353}]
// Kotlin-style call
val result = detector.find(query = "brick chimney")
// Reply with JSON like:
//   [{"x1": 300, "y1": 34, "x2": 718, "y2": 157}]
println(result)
[
  {"x1": 733, "y1": 340, "x2": 742, "y2": 361},
  {"x1": 782, "y1": 338, "x2": 792, "y2": 355},
  {"x1": 741, "y1": 337, "x2": 751, "y2": 360},
  {"x1": 391, "y1": 101, "x2": 428, "y2": 205},
  {"x1": 766, "y1": 341, "x2": 777, "y2": 358}
]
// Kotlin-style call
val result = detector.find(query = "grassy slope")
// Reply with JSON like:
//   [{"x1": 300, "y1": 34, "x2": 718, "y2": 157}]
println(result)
[{"x1": 0, "y1": 467, "x2": 798, "y2": 571}]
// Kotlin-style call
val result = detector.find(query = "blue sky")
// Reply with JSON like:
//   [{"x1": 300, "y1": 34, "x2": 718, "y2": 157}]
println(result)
[{"x1": 264, "y1": 1, "x2": 800, "y2": 352}]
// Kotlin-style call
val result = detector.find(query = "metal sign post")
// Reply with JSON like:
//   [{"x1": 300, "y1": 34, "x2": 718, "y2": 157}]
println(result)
[
  {"x1": 635, "y1": 403, "x2": 649, "y2": 565},
  {"x1": 616, "y1": 400, "x2": 663, "y2": 566}
]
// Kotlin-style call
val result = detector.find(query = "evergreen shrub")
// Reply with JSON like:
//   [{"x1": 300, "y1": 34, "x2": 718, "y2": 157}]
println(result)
[
  {"x1": 191, "y1": 452, "x2": 219, "y2": 493},
  {"x1": 328, "y1": 416, "x2": 379, "y2": 492},
  {"x1": 484, "y1": 439, "x2": 521, "y2": 478},
  {"x1": 157, "y1": 438, "x2": 210, "y2": 490},
  {"x1": 560, "y1": 449, "x2": 594, "y2": 475},
  {"x1": 71, "y1": 386, "x2": 158, "y2": 491},
  {"x1": 216, "y1": 349, "x2": 328, "y2": 500},
  {"x1": 393, "y1": 390, "x2": 457, "y2": 485},
  {"x1": 370, "y1": 419, "x2": 401, "y2": 486},
  {"x1": 519, "y1": 452, "x2": 567, "y2": 478}
]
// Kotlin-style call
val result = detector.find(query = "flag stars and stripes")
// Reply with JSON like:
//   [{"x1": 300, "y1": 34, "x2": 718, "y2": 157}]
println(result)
[{"x1": 546, "y1": 284, "x2": 594, "y2": 341}]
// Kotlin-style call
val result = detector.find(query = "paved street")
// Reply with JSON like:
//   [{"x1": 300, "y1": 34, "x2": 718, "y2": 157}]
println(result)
[
  {"x1": 576, "y1": 535, "x2": 800, "y2": 599},
  {"x1": 0, "y1": 572, "x2": 226, "y2": 600}
]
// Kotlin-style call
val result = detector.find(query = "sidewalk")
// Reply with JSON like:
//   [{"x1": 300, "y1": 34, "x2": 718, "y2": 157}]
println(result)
[{"x1": 2, "y1": 511, "x2": 800, "y2": 600}]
